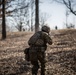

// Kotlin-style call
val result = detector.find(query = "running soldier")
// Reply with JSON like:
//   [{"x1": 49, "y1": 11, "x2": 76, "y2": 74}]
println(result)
[{"x1": 28, "y1": 25, "x2": 52, "y2": 75}]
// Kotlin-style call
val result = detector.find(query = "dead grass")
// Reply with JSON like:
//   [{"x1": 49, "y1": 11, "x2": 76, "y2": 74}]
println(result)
[{"x1": 0, "y1": 29, "x2": 76, "y2": 75}]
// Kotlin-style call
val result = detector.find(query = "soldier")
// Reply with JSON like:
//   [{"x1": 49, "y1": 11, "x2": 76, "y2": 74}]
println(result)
[{"x1": 28, "y1": 25, "x2": 52, "y2": 75}]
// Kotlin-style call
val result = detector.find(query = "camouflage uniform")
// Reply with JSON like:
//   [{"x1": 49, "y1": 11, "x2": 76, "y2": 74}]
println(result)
[{"x1": 28, "y1": 26, "x2": 52, "y2": 75}]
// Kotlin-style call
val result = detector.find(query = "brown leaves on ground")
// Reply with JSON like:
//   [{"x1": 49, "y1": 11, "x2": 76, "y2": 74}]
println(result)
[{"x1": 0, "y1": 30, "x2": 76, "y2": 75}]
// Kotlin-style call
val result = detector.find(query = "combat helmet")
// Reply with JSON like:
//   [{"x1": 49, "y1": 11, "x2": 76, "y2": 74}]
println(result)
[{"x1": 41, "y1": 25, "x2": 50, "y2": 33}]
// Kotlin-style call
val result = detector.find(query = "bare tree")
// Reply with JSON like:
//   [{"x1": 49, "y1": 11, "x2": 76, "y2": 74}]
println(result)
[
  {"x1": 65, "y1": 9, "x2": 69, "y2": 28},
  {"x1": 54, "y1": 0, "x2": 76, "y2": 16},
  {"x1": 30, "y1": 0, "x2": 35, "y2": 31},
  {"x1": 12, "y1": 0, "x2": 29, "y2": 32},
  {"x1": 0, "y1": 0, "x2": 30, "y2": 39},
  {"x1": 1, "y1": 0, "x2": 17, "y2": 39},
  {"x1": 2, "y1": 0, "x2": 6, "y2": 39},
  {"x1": 35, "y1": 0, "x2": 39, "y2": 32},
  {"x1": 0, "y1": 19, "x2": 2, "y2": 33},
  {"x1": 15, "y1": 21, "x2": 23, "y2": 31},
  {"x1": 0, "y1": 0, "x2": 2, "y2": 18},
  {"x1": 40, "y1": 13, "x2": 50, "y2": 27}
]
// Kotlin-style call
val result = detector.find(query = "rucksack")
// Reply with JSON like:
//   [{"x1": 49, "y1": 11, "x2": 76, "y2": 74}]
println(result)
[{"x1": 28, "y1": 31, "x2": 44, "y2": 46}]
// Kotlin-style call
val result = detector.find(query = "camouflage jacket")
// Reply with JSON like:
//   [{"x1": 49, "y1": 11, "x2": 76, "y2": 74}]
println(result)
[{"x1": 28, "y1": 31, "x2": 52, "y2": 47}]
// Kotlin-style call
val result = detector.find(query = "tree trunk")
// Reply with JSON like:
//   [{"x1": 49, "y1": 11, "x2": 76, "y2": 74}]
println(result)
[
  {"x1": 2, "y1": 0, "x2": 6, "y2": 39},
  {"x1": 35, "y1": 0, "x2": 39, "y2": 32}
]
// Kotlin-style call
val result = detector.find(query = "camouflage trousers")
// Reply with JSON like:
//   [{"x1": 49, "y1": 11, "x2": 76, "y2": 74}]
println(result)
[{"x1": 29, "y1": 47, "x2": 46, "y2": 75}]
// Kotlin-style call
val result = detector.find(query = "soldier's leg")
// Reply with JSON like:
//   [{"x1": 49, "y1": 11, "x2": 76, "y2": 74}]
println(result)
[
  {"x1": 39, "y1": 52, "x2": 46, "y2": 75},
  {"x1": 31, "y1": 61, "x2": 39, "y2": 75},
  {"x1": 41, "y1": 60, "x2": 45, "y2": 75}
]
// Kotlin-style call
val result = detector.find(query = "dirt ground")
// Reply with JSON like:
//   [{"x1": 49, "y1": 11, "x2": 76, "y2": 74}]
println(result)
[{"x1": 0, "y1": 29, "x2": 76, "y2": 75}]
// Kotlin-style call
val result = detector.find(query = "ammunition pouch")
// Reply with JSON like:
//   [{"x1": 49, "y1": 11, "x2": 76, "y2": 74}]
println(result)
[{"x1": 24, "y1": 48, "x2": 30, "y2": 61}]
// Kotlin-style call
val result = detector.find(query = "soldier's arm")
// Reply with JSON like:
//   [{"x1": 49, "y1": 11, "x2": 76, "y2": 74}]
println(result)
[{"x1": 44, "y1": 33, "x2": 52, "y2": 45}]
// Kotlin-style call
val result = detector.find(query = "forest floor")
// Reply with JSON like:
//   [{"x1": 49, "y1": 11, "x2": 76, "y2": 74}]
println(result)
[{"x1": 0, "y1": 29, "x2": 76, "y2": 75}]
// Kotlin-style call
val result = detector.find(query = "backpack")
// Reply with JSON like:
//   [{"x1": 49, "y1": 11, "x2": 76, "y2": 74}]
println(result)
[{"x1": 28, "y1": 31, "x2": 44, "y2": 46}]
